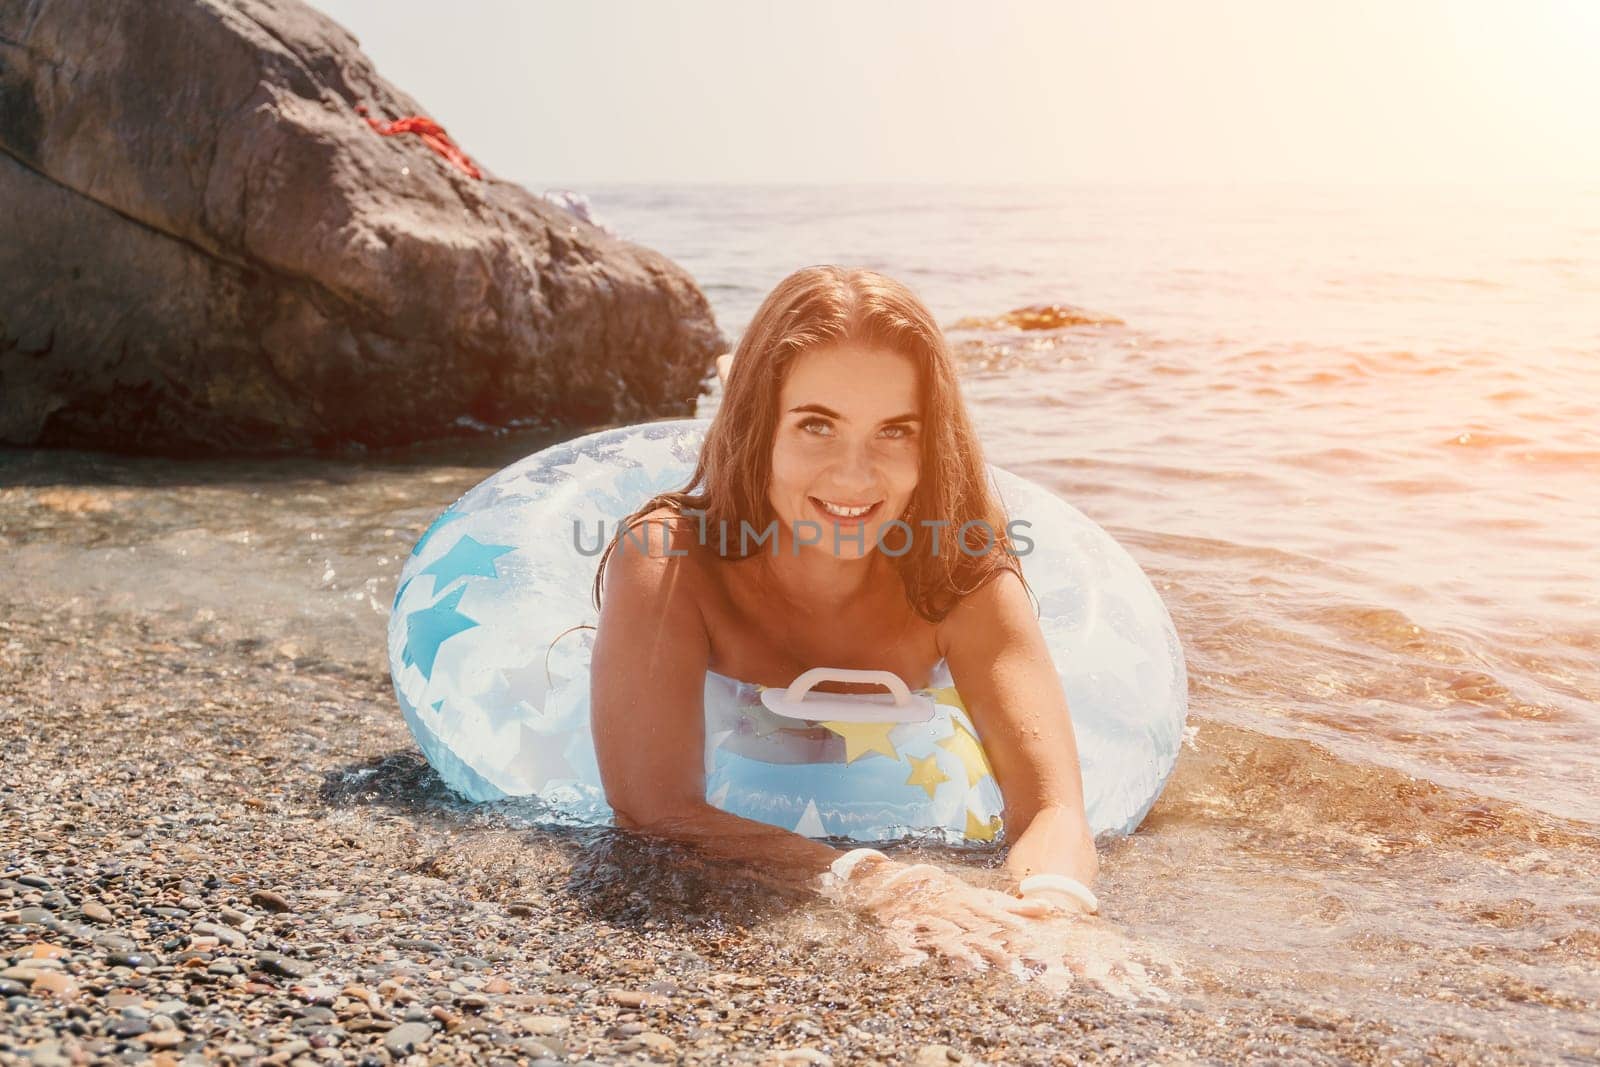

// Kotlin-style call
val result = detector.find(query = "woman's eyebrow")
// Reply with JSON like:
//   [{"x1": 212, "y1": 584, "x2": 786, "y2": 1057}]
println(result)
[{"x1": 789, "y1": 403, "x2": 921, "y2": 424}]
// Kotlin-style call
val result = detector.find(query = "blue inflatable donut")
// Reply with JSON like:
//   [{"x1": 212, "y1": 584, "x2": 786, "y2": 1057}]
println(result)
[{"x1": 387, "y1": 419, "x2": 1187, "y2": 844}]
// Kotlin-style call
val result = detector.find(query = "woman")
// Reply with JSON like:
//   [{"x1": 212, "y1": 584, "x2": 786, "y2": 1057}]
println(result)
[{"x1": 588, "y1": 266, "x2": 1098, "y2": 970}]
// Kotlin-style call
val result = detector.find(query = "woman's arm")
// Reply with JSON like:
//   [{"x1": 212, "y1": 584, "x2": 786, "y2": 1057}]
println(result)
[
  {"x1": 940, "y1": 567, "x2": 1099, "y2": 890},
  {"x1": 589, "y1": 512, "x2": 843, "y2": 882},
  {"x1": 591, "y1": 522, "x2": 1085, "y2": 967}
]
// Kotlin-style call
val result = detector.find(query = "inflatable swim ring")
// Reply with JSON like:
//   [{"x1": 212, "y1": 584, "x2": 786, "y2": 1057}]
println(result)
[{"x1": 387, "y1": 419, "x2": 1187, "y2": 844}]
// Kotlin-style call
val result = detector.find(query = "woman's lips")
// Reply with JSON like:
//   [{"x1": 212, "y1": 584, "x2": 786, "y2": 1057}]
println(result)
[{"x1": 808, "y1": 497, "x2": 882, "y2": 525}]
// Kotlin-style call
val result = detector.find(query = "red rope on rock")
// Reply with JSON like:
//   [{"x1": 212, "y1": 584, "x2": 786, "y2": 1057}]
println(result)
[{"x1": 356, "y1": 105, "x2": 482, "y2": 180}]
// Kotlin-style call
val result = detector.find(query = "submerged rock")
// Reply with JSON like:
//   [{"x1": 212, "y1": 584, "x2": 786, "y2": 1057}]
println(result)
[
  {"x1": 0, "y1": 0, "x2": 725, "y2": 454},
  {"x1": 948, "y1": 303, "x2": 1124, "y2": 332}
]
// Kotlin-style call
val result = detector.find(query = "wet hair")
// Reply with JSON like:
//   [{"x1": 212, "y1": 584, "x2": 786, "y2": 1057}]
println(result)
[{"x1": 591, "y1": 264, "x2": 1029, "y2": 623}]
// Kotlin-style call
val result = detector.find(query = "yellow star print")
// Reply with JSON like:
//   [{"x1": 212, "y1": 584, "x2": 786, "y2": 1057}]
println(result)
[
  {"x1": 928, "y1": 686, "x2": 984, "y2": 742},
  {"x1": 904, "y1": 752, "x2": 950, "y2": 799},
  {"x1": 818, "y1": 719, "x2": 901, "y2": 764},
  {"x1": 935, "y1": 723, "x2": 993, "y2": 787},
  {"x1": 965, "y1": 809, "x2": 1002, "y2": 843}
]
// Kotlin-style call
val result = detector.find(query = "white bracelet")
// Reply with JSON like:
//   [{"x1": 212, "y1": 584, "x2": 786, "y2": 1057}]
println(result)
[
  {"x1": 818, "y1": 847, "x2": 889, "y2": 891},
  {"x1": 1018, "y1": 873, "x2": 1100, "y2": 914},
  {"x1": 831, "y1": 847, "x2": 889, "y2": 881}
]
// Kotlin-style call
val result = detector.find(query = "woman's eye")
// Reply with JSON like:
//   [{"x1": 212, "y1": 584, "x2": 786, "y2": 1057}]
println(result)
[{"x1": 798, "y1": 419, "x2": 915, "y2": 440}]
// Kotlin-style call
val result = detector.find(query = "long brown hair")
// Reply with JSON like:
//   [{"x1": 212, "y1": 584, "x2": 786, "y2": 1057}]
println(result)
[{"x1": 591, "y1": 265, "x2": 1029, "y2": 622}]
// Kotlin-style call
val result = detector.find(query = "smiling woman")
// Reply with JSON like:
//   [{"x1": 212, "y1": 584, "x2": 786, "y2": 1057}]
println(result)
[
  {"x1": 594, "y1": 267, "x2": 1026, "y2": 622},
  {"x1": 389, "y1": 265, "x2": 1188, "y2": 976},
  {"x1": 587, "y1": 266, "x2": 1109, "y2": 947}
]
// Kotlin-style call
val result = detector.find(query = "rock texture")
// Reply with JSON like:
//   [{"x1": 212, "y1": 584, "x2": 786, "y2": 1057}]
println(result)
[
  {"x1": 0, "y1": 0, "x2": 725, "y2": 454},
  {"x1": 948, "y1": 304, "x2": 1124, "y2": 332}
]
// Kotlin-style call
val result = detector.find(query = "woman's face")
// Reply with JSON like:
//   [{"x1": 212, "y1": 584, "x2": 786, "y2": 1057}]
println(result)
[{"x1": 768, "y1": 343, "x2": 922, "y2": 560}]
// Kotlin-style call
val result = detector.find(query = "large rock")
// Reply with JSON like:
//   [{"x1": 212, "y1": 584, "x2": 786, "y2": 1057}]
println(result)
[{"x1": 0, "y1": 0, "x2": 725, "y2": 454}]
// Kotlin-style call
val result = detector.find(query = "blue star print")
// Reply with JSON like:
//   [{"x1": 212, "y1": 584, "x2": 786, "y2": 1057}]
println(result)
[
  {"x1": 402, "y1": 585, "x2": 478, "y2": 681},
  {"x1": 411, "y1": 509, "x2": 468, "y2": 557},
  {"x1": 419, "y1": 534, "x2": 515, "y2": 594}
]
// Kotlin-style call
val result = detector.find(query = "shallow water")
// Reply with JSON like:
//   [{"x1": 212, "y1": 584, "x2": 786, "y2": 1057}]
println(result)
[{"x1": 4, "y1": 181, "x2": 1597, "y2": 1059}]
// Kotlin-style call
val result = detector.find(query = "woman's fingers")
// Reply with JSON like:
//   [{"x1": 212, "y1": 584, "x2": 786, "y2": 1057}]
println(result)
[
  {"x1": 884, "y1": 898, "x2": 1022, "y2": 975},
  {"x1": 868, "y1": 862, "x2": 947, "y2": 898},
  {"x1": 1017, "y1": 955, "x2": 1076, "y2": 993},
  {"x1": 904, "y1": 914, "x2": 990, "y2": 970},
  {"x1": 1119, "y1": 957, "x2": 1166, "y2": 1000},
  {"x1": 883, "y1": 923, "x2": 932, "y2": 969}
]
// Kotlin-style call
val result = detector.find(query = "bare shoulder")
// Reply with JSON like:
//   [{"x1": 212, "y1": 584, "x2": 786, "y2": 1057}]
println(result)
[
  {"x1": 609, "y1": 505, "x2": 705, "y2": 561},
  {"x1": 600, "y1": 505, "x2": 711, "y2": 613},
  {"x1": 936, "y1": 566, "x2": 1036, "y2": 658}
]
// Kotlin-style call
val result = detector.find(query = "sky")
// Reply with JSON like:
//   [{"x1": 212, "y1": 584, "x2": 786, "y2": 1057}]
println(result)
[{"x1": 310, "y1": 0, "x2": 1600, "y2": 186}]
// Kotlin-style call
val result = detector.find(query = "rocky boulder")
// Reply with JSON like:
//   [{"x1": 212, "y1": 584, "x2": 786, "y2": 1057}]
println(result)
[{"x1": 0, "y1": 0, "x2": 726, "y2": 454}]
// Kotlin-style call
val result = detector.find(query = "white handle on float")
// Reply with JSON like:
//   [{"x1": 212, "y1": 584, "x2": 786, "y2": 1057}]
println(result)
[{"x1": 760, "y1": 667, "x2": 936, "y2": 724}]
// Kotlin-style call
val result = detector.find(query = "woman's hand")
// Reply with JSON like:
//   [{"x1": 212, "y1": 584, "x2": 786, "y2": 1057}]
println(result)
[
  {"x1": 818, "y1": 857, "x2": 1169, "y2": 999},
  {"x1": 824, "y1": 858, "x2": 1086, "y2": 977},
  {"x1": 1001, "y1": 804, "x2": 1099, "y2": 898}
]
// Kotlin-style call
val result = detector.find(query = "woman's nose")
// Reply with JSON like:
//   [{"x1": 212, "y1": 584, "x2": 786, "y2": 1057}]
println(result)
[{"x1": 827, "y1": 438, "x2": 878, "y2": 491}]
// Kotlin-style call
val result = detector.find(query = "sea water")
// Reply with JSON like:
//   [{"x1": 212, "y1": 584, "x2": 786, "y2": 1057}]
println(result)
[{"x1": 3, "y1": 181, "x2": 1596, "y2": 1057}]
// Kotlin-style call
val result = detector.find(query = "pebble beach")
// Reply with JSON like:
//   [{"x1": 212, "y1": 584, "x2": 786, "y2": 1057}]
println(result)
[{"x1": 3, "y1": 592, "x2": 1540, "y2": 1066}]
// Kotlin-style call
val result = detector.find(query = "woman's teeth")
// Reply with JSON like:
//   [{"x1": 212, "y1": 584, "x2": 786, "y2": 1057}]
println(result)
[{"x1": 814, "y1": 498, "x2": 877, "y2": 518}]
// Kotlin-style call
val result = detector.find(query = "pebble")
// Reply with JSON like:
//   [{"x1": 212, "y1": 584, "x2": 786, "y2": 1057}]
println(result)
[
  {"x1": 383, "y1": 1021, "x2": 435, "y2": 1054},
  {"x1": 29, "y1": 971, "x2": 80, "y2": 1001},
  {"x1": 193, "y1": 921, "x2": 246, "y2": 946},
  {"x1": 340, "y1": 983, "x2": 381, "y2": 1010},
  {"x1": 518, "y1": 1015, "x2": 571, "y2": 1037},
  {"x1": 24, "y1": 1040, "x2": 72, "y2": 1067},
  {"x1": 107, "y1": 951, "x2": 151, "y2": 968},
  {"x1": 94, "y1": 932, "x2": 136, "y2": 953},
  {"x1": 625, "y1": 1031, "x2": 678, "y2": 1056},
  {"x1": 256, "y1": 952, "x2": 315, "y2": 979},
  {"x1": 81, "y1": 901, "x2": 113, "y2": 924},
  {"x1": 609, "y1": 988, "x2": 670, "y2": 1009},
  {"x1": 251, "y1": 890, "x2": 293, "y2": 913},
  {"x1": 345, "y1": 1018, "x2": 396, "y2": 1034},
  {"x1": 138, "y1": 1030, "x2": 186, "y2": 1049}
]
